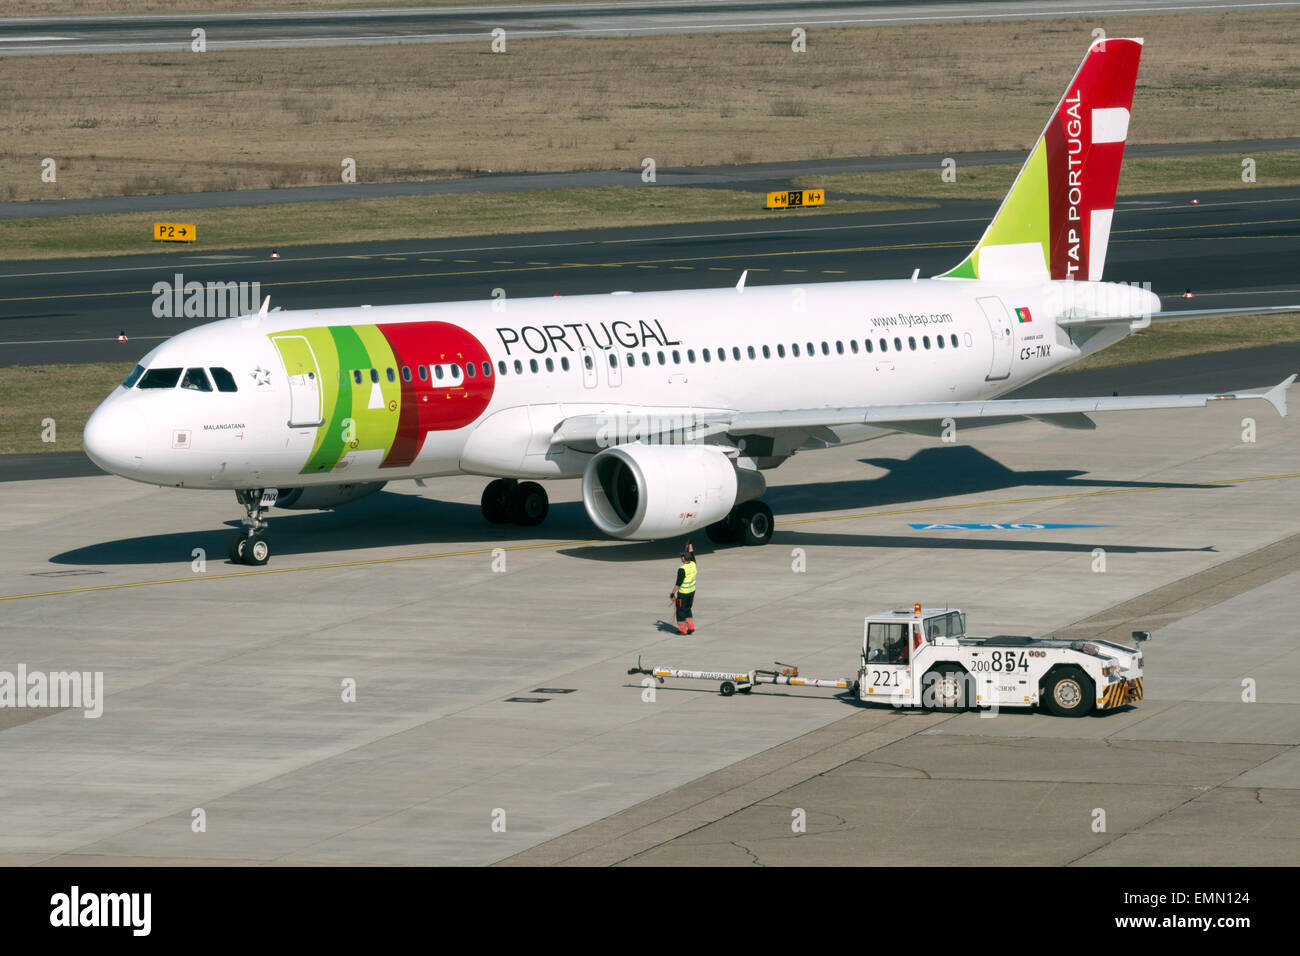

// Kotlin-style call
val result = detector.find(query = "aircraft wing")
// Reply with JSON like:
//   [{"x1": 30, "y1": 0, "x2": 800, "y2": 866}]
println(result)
[{"x1": 726, "y1": 375, "x2": 1295, "y2": 432}]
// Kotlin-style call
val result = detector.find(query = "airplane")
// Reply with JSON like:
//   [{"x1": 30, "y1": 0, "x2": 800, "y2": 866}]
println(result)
[{"x1": 84, "y1": 37, "x2": 1297, "y2": 566}]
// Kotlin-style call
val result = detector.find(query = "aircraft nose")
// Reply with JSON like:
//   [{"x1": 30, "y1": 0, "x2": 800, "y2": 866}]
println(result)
[{"x1": 84, "y1": 397, "x2": 144, "y2": 476}]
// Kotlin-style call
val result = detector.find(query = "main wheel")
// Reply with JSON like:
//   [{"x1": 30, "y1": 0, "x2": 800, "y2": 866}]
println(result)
[
  {"x1": 704, "y1": 520, "x2": 737, "y2": 544},
  {"x1": 480, "y1": 479, "x2": 515, "y2": 524},
  {"x1": 228, "y1": 533, "x2": 247, "y2": 564},
  {"x1": 1043, "y1": 667, "x2": 1094, "y2": 718},
  {"x1": 733, "y1": 500, "x2": 774, "y2": 546},
  {"x1": 509, "y1": 481, "x2": 549, "y2": 526},
  {"x1": 923, "y1": 667, "x2": 968, "y2": 710}
]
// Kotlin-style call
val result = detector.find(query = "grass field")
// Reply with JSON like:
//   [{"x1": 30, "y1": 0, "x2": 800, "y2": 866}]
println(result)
[
  {"x1": 794, "y1": 151, "x2": 1300, "y2": 201},
  {"x1": 22, "y1": 0, "x2": 556, "y2": 14},
  {"x1": 0, "y1": 188, "x2": 923, "y2": 260},
  {"x1": 5, "y1": 313, "x2": 1296, "y2": 455},
  {"x1": 2, "y1": 11, "x2": 1296, "y2": 202}
]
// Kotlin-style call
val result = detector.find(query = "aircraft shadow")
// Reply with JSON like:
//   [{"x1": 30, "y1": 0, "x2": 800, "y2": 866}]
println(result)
[{"x1": 51, "y1": 446, "x2": 1220, "y2": 567}]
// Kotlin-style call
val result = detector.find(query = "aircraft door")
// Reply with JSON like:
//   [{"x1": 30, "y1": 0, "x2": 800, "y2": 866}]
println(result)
[
  {"x1": 977, "y1": 296, "x2": 1014, "y2": 381},
  {"x1": 579, "y1": 346, "x2": 598, "y2": 388},
  {"x1": 271, "y1": 334, "x2": 325, "y2": 427}
]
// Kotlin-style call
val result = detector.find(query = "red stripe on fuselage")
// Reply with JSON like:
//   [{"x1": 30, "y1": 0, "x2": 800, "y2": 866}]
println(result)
[{"x1": 377, "y1": 321, "x2": 495, "y2": 468}]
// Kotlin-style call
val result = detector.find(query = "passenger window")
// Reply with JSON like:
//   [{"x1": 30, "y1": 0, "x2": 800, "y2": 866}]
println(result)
[
  {"x1": 864, "y1": 340, "x2": 873, "y2": 354},
  {"x1": 821, "y1": 342, "x2": 829, "y2": 355},
  {"x1": 777, "y1": 344, "x2": 785, "y2": 358},
  {"x1": 138, "y1": 368, "x2": 182, "y2": 389},
  {"x1": 418, "y1": 365, "x2": 428, "y2": 381},
  {"x1": 894, "y1": 337, "x2": 902, "y2": 351},
  {"x1": 850, "y1": 340, "x2": 858, "y2": 354},
  {"x1": 746, "y1": 346, "x2": 755, "y2": 359},
  {"x1": 908, "y1": 336, "x2": 916, "y2": 350},
  {"x1": 627, "y1": 352, "x2": 636, "y2": 367},
  {"x1": 370, "y1": 368, "x2": 379, "y2": 383},
  {"x1": 672, "y1": 350, "x2": 681, "y2": 364},
  {"x1": 451, "y1": 364, "x2": 461, "y2": 380},
  {"x1": 923, "y1": 336, "x2": 931, "y2": 349},
  {"x1": 546, "y1": 358, "x2": 555, "y2": 372},
  {"x1": 610, "y1": 353, "x2": 618, "y2": 367},
  {"x1": 434, "y1": 365, "x2": 445, "y2": 380},
  {"x1": 386, "y1": 367, "x2": 396, "y2": 383},
  {"x1": 732, "y1": 347, "x2": 741, "y2": 361},
  {"x1": 210, "y1": 367, "x2": 238, "y2": 392},
  {"x1": 122, "y1": 365, "x2": 145, "y2": 389},
  {"x1": 466, "y1": 363, "x2": 476, "y2": 378},
  {"x1": 584, "y1": 355, "x2": 594, "y2": 370},
  {"x1": 836, "y1": 341, "x2": 844, "y2": 354},
  {"x1": 717, "y1": 348, "x2": 726, "y2": 363},
  {"x1": 181, "y1": 368, "x2": 212, "y2": 392},
  {"x1": 401, "y1": 366, "x2": 412, "y2": 382},
  {"x1": 761, "y1": 345, "x2": 770, "y2": 359},
  {"x1": 514, "y1": 360, "x2": 523, "y2": 374},
  {"x1": 561, "y1": 356, "x2": 571, "y2": 371},
  {"x1": 792, "y1": 344, "x2": 800, "y2": 357},
  {"x1": 529, "y1": 359, "x2": 538, "y2": 373},
  {"x1": 498, "y1": 360, "x2": 507, "y2": 375},
  {"x1": 880, "y1": 339, "x2": 888, "y2": 352},
  {"x1": 936, "y1": 336, "x2": 945, "y2": 349},
  {"x1": 482, "y1": 361, "x2": 492, "y2": 377},
  {"x1": 657, "y1": 352, "x2": 665, "y2": 365},
  {"x1": 353, "y1": 369, "x2": 364, "y2": 385},
  {"x1": 642, "y1": 351, "x2": 650, "y2": 366},
  {"x1": 687, "y1": 350, "x2": 695, "y2": 363}
]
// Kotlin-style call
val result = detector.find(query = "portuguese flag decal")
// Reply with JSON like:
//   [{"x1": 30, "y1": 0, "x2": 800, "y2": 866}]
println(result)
[{"x1": 1015, "y1": 307, "x2": 1033, "y2": 323}]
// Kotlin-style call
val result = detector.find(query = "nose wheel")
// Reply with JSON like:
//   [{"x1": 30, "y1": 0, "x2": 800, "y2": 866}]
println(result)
[{"x1": 230, "y1": 488, "x2": 276, "y2": 565}]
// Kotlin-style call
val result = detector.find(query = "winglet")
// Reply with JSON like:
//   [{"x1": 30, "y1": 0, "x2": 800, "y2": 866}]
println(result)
[
  {"x1": 1263, "y1": 374, "x2": 1296, "y2": 417},
  {"x1": 736, "y1": 269, "x2": 748, "y2": 292}
]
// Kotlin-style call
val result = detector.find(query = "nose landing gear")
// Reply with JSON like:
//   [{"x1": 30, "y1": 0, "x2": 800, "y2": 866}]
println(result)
[{"x1": 229, "y1": 488, "x2": 276, "y2": 565}]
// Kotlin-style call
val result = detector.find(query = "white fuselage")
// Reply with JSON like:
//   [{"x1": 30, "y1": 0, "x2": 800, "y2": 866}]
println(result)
[{"x1": 84, "y1": 277, "x2": 1141, "y2": 490}]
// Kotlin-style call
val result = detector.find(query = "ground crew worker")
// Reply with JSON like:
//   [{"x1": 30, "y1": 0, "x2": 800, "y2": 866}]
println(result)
[{"x1": 670, "y1": 543, "x2": 697, "y2": 635}]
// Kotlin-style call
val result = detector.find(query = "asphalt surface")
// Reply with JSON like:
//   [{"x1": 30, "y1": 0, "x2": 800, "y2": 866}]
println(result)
[
  {"x1": 3, "y1": 0, "x2": 1288, "y2": 56},
  {"x1": 5, "y1": 139, "x2": 1296, "y2": 221},
  {"x1": 2, "y1": 185, "x2": 1297, "y2": 366}
]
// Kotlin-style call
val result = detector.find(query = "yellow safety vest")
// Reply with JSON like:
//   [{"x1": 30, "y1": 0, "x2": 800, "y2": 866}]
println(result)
[{"x1": 679, "y1": 560, "x2": 697, "y2": 594}]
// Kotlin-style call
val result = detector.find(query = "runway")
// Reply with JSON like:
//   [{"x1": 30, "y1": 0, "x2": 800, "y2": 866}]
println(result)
[
  {"x1": 3, "y1": 185, "x2": 1299, "y2": 366},
  {"x1": 2, "y1": 395, "x2": 1297, "y2": 865},
  {"x1": 4, "y1": 0, "x2": 1291, "y2": 56}
]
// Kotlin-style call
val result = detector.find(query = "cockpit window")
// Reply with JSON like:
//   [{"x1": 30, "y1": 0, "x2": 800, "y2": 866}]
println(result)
[
  {"x1": 138, "y1": 367, "x2": 182, "y2": 389},
  {"x1": 181, "y1": 368, "x2": 212, "y2": 392},
  {"x1": 210, "y1": 367, "x2": 238, "y2": 392},
  {"x1": 122, "y1": 365, "x2": 145, "y2": 389}
]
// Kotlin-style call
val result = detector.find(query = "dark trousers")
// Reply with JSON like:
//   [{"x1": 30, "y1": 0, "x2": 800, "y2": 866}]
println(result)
[{"x1": 675, "y1": 592, "x2": 694, "y2": 623}]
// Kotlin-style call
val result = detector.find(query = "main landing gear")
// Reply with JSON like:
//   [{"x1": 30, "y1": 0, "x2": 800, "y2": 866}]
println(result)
[
  {"x1": 704, "y1": 499, "x2": 775, "y2": 547},
  {"x1": 229, "y1": 488, "x2": 275, "y2": 565},
  {"x1": 480, "y1": 478, "x2": 549, "y2": 527}
]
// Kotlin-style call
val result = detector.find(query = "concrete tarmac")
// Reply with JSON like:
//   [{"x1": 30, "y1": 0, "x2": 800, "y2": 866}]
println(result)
[{"x1": 0, "y1": 394, "x2": 1297, "y2": 865}]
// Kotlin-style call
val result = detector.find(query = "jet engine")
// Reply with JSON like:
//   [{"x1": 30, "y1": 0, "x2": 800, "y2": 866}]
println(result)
[
  {"x1": 581, "y1": 443, "x2": 762, "y2": 540},
  {"x1": 274, "y1": 482, "x2": 387, "y2": 510}
]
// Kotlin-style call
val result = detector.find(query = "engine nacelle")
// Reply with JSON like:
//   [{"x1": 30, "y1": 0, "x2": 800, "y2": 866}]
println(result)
[
  {"x1": 274, "y1": 482, "x2": 387, "y2": 510},
  {"x1": 582, "y1": 444, "x2": 760, "y2": 540}
]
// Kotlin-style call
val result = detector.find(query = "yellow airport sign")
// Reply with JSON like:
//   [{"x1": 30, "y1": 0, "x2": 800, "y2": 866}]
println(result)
[
  {"x1": 766, "y1": 188, "x2": 824, "y2": 210},
  {"x1": 154, "y1": 222, "x2": 197, "y2": 242}
]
